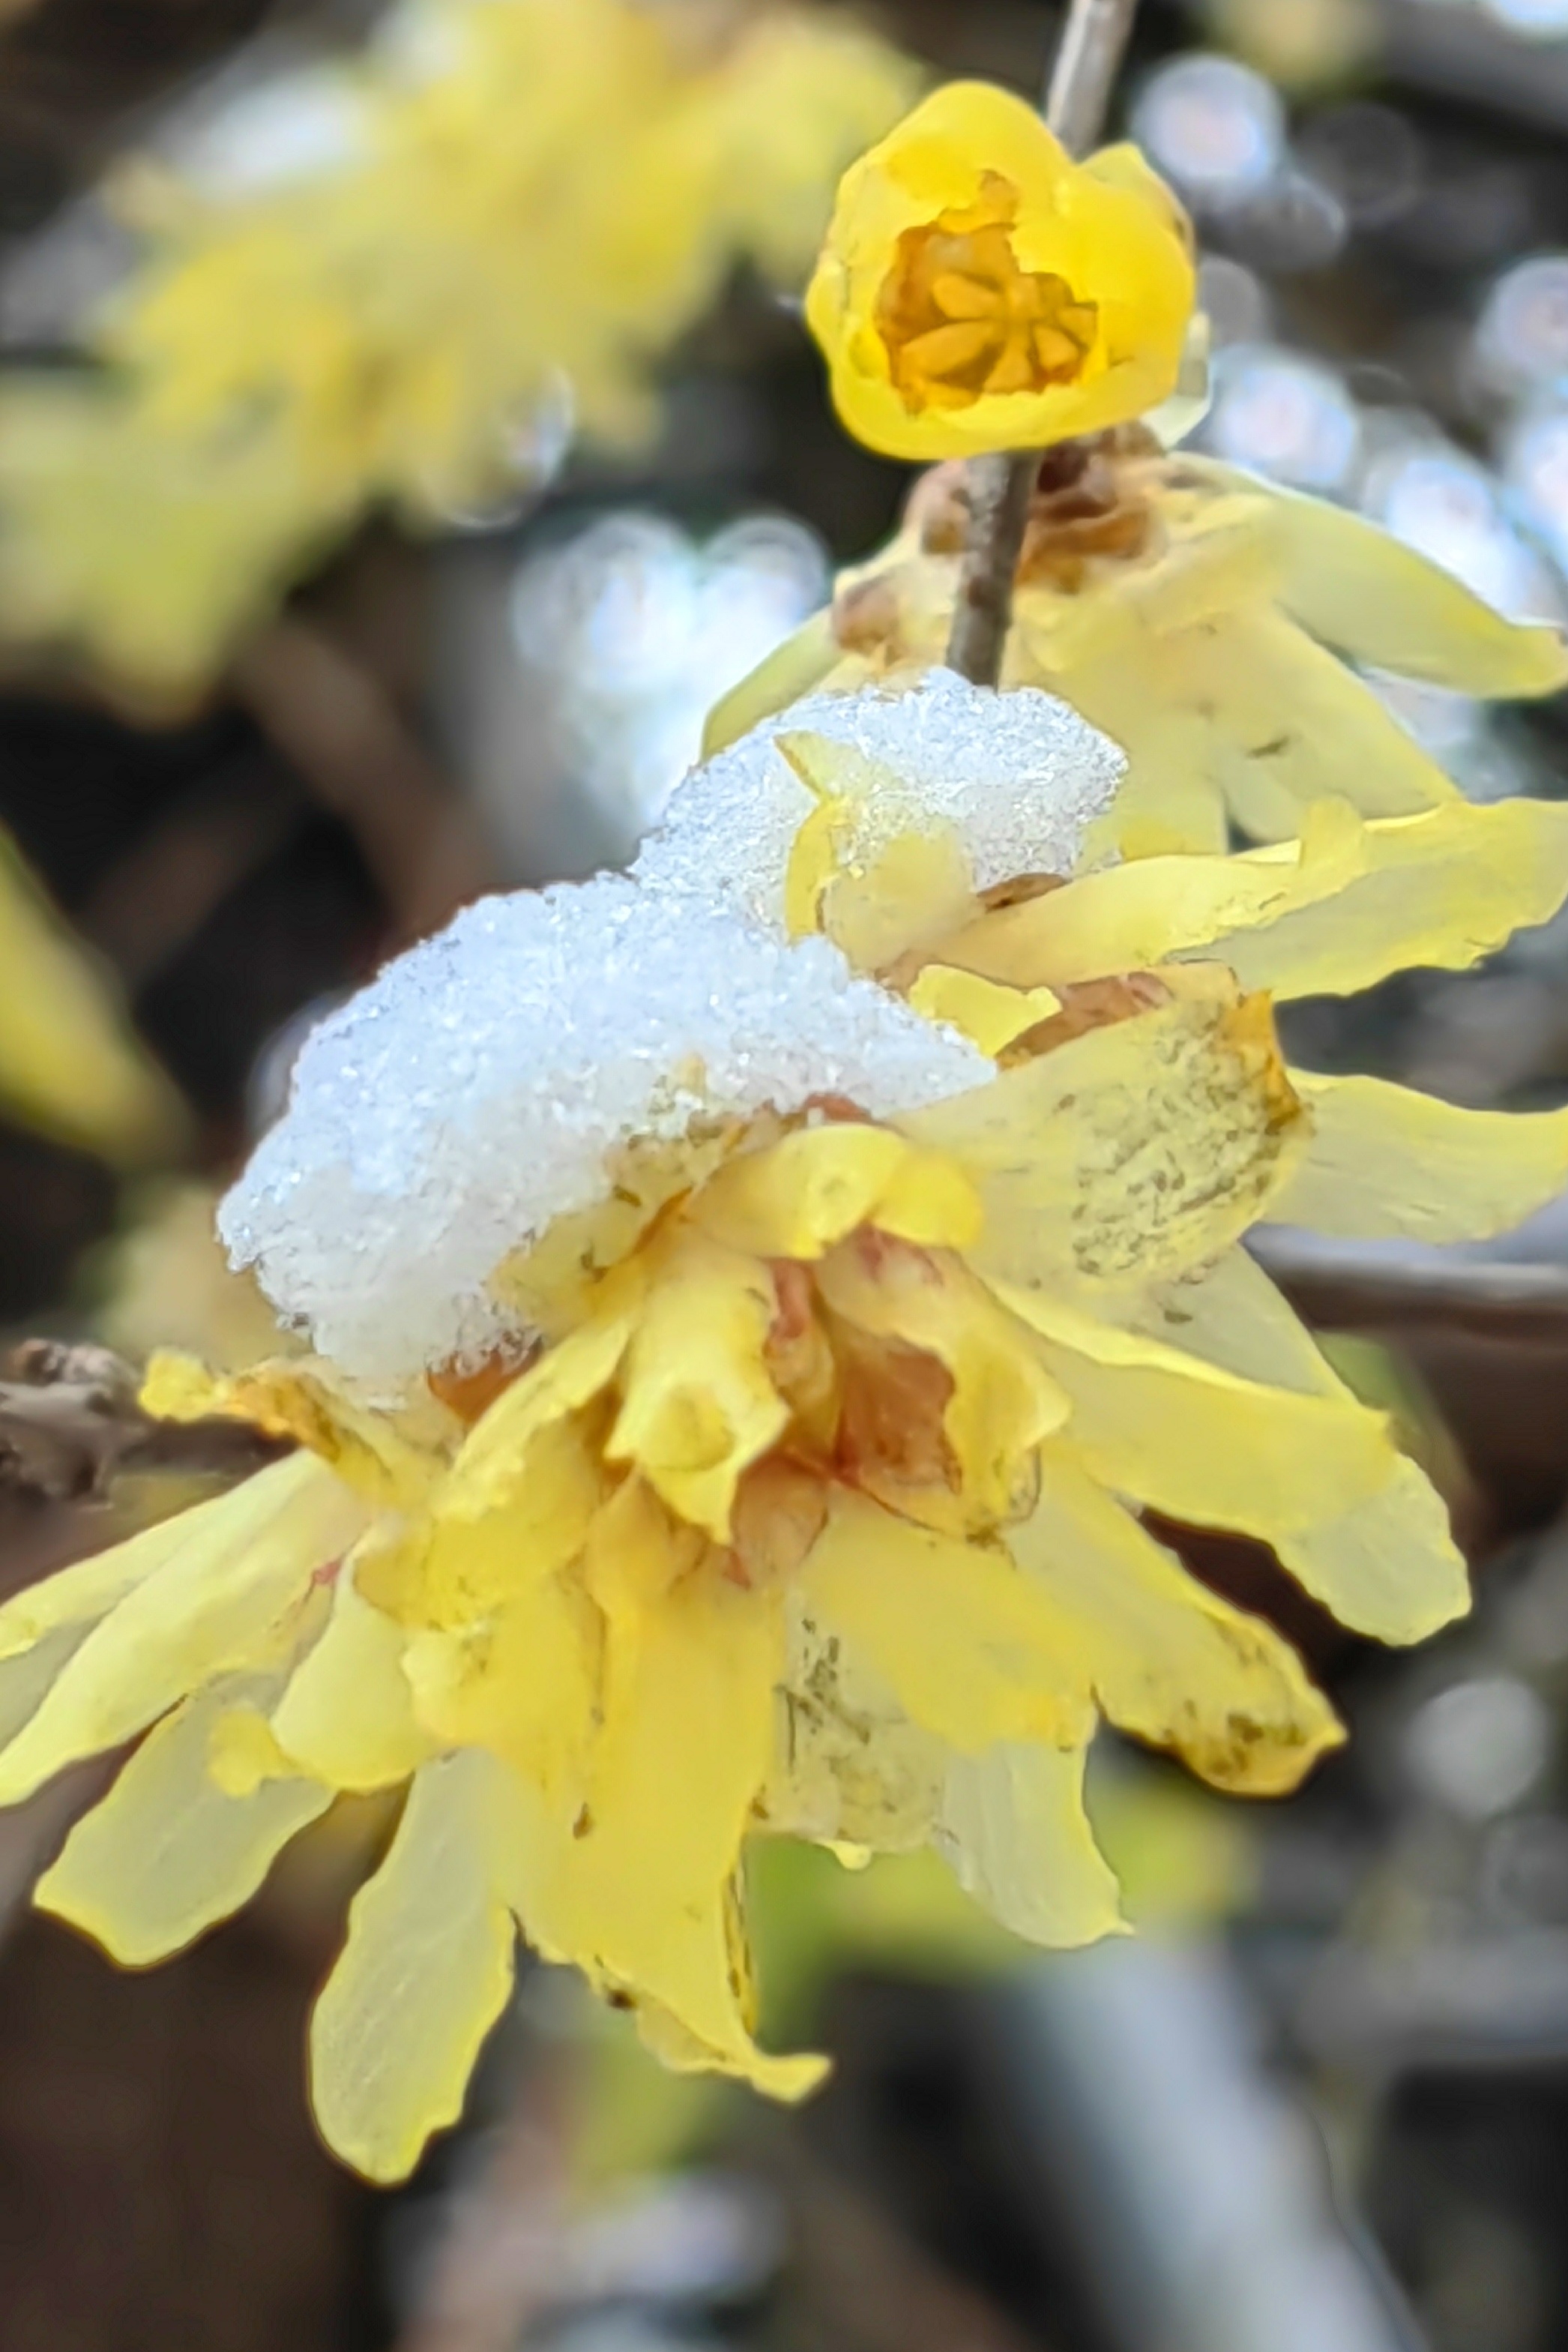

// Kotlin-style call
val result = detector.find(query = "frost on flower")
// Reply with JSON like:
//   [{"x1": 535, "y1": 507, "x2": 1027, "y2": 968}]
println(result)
[
  {"x1": 9, "y1": 721, "x2": 1567, "y2": 2186},
  {"x1": 634, "y1": 666, "x2": 1124, "y2": 939},
  {"x1": 221, "y1": 876, "x2": 992, "y2": 1388}
]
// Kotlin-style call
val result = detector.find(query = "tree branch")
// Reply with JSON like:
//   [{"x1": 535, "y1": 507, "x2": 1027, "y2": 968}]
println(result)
[
  {"x1": 0, "y1": 1341, "x2": 285, "y2": 1502},
  {"x1": 945, "y1": 0, "x2": 1143, "y2": 687}
]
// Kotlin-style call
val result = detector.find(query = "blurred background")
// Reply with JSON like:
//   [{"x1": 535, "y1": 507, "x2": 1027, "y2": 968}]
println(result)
[{"x1": 8, "y1": 0, "x2": 1568, "y2": 2346}]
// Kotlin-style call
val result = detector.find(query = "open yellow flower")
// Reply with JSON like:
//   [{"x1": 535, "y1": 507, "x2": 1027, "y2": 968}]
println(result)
[
  {"x1": 705, "y1": 432, "x2": 1568, "y2": 856},
  {"x1": 805, "y1": 82, "x2": 1195, "y2": 461},
  {"x1": 0, "y1": 673, "x2": 1561, "y2": 2186}
]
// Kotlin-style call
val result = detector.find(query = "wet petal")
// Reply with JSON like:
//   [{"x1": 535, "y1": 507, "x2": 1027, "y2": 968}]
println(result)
[
  {"x1": 0, "y1": 1454, "x2": 362, "y2": 1802},
  {"x1": 899, "y1": 989, "x2": 1304, "y2": 1301},
  {"x1": 1273, "y1": 1070, "x2": 1568, "y2": 1243},
  {"x1": 800, "y1": 1488, "x2": 1090, "y2": 1751},
  {"x1": 310, "y1": 1751, "x2": 516, "y2": 2183},
  {"x1": 36, "y1": 1678, "x2": 329, "y2": 1962},
  {"x1": 939, "y1": 1741, "x2": 1124, "y2": 1946},
  {"x1": 1011, "y1": 1443, "x2": 1342, "y2": 1795}
]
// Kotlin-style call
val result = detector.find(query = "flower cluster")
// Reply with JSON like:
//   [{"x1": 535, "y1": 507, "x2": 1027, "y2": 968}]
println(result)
[
  {"x1": 0, "y1": 0, "x2": 917, "y2": 705},
  {"x1": 4, "y1": 76, "x2": 1568, "y2": 2194}
]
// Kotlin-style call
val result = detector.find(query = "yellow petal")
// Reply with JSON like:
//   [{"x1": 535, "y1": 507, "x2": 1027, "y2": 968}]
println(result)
[
  {"x1": 775, "y1": 731, "x2": 978, "y2": 969},
  {"x1": 998, "y1": 1283, "x2": 1393, "y2": 1541},
  {"x1": 270, "y1": 1562, "x2": 437, "y2": 1790},
  {"x1": 692, "y1": 1122, "x2": 982, "y2": 1261},
  {"x1": 403, "y1": 1413, "x2": 603, "y2": 1630},
  {"x1": 0, "y1": 1453, "x2": 363, "y2": 1802},
  {"x1": 35, "y1": 1678, "x2": 330, "y2": 1962},
  {"x1": 906, "y1": 963, "x2": 1062, "y2": 1053},
  {"x1": 1213, "y1": 795, "x2": 1568, "y2": 1001},
  {"x1": 405, "y1": 1566, "x2": 598, "y2": 1801},
  {"x1": 1211, "y1": 459, "x2": 1568, "y2": 698},
  {"x1": 1139, "y1": 1251, "x2": 1471, "y2": 1642},
  {"x1": 1273, "y1": 1070, "x2": 1568, "y2": 1244},
  {"x1": 443, "y1": 1308, "x2": 634, "y2": 1518},
  {"x1": 939, "y1": 1741, "x2": 1124, "y2": 1946},
  {"x1": 142, "y1": 1350, "x2": 435, "y2": 1512},
  {"x1": 899, "y1": 989, "x2": 1304, "y2": 1300},
  {"x1": 310, "y1": 1752, "x2": 517, "y2": 2183},
  {"x1": 800, "y1": 1487, "x2": 1091, "y2": 1752},
  {"x1": 1010, "y1": 1443, "x2": 1342, "y2": 1794},
  {"x1": 816, "y1": 1238, "x2": 1067, "y2": 1530},
  {"x1": 608, "y1": 1241, "x2": 787, "y2": 1542},
  {"x1": 701, "y1": 608, "x2": 840, "y2": 759}
]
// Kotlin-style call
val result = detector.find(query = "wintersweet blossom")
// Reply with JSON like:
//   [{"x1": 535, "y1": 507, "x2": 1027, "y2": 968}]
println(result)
[
  {"x1": 705, "y1": 433, "x2": 1568, "y2": 855},
  {"x1": 0, "y1": 0, "x2": 917, "y2": 703},
  {"x1": 0, "y1": 677, "x2": 1543, "y2": 2186},
  {"x1": 805, "y1": 82, "x2": 1195, "y2": 460}
]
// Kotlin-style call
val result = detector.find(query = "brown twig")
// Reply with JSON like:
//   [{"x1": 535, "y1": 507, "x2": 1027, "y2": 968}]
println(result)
[
  {"x1": 232, "y1": 616, "x2": 495, "y2": 944},
  {"x1": 1250, "y1": 1235, "x2": 1568, "y2": 1347},
  {"x1": 944, "y1": 0, "x2": 1142, "y2": 687},
  {"x1": 0, "y1": 1341, "x2": 285, "y2": 1501}
]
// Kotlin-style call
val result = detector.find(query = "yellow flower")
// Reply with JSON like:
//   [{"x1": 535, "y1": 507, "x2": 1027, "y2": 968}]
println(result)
[
  {"x1": 3, "y1": 675, "x2": 1565, "y2": 2184},
  {"x1": 705, "y1": 432, "x2": 1568, "y2": 856},
  {"x1": 0, "y1": 0, "x2": 918, "y2": 703},
  {"x1": 805, "y1": 82, "x2": 1195, "y2": 461}
]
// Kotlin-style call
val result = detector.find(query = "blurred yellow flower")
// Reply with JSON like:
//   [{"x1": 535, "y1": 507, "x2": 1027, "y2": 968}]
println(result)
[
  {"x1": 805, "y1": 82, "x2": 1195, "y2": 461},
  {"x1": 0, "y1": 825, "x2": 183, "y2": 1163},
  {"x1": 0, "y1": 0, "x2": 918, "y2": 703},
  {"x1": 707, "y1": 430, "x2": 1568, "y2": 854}
]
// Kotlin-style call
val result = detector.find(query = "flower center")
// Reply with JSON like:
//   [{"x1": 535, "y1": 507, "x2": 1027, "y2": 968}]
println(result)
[{"x1": 875, "y1": 172, "x2": 1098, "y2": 412}]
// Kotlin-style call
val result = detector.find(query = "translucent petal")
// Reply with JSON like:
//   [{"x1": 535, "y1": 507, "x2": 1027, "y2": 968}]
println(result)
[
  {"x1": 939, "y1": 1742, "x2": 1124, "y2": 1946},
  {"x1": 1221, "y1": 461, "x2": 1568, "y2": 697},
  {"x1": 414, "y1": 1414, "x2": 603, "y2": 1628},
  {"x1": 0, "y1": 1454, "x2": 363, "y2": 1802},
  {"x1": 310, "y1": 1752, "x2": 517, "y2": 2183},
  {"x1": 1213, "y1": 796, "x2": 1568, "y2": 1001},
  {"x1": 692, "y1": 1123, "x2": 982, "y2": 1261},
  {"x1": 1136, "y1": 1253, "x2": 1470, "y2": 1642},
  {"x1": 800, "y1": 1488, "x2": 1091, "y2": 1752},
  {"x1": 270, "y1": 1563, "x2": 436, "y2": 1791},
  {"x1": 701, "y1": 608, "x2": 839, "y2": 759},
  {"x1": 1273, "y1": 1071, "x2": 1568, "y2": 1244},
  {"x1": 608, "y1": 1241, "x2": 788, "y2": 1542},
  {"x1": 816, "y1": 1238, "x2": 1067, "y2": 1530},
  {"x1": 405, "y1": 1566, "x2": 598, "y2": 1801},
  {"x1": 36, "y1": 1678, "x2": 329, "y2": 1962},
  {"x1": 1011, "y1": 1444, "x2": 1342, "y2": 1793},
  {"x1": 906, "y1": 965, "x2": 1062, "y2": 1053},
  {"x1": 899, "y1": 989, "x2": 1304, "y2": 1300},
  {"x1": 998, "y1": 1283, "x2": 1393, "y2": 1539}
]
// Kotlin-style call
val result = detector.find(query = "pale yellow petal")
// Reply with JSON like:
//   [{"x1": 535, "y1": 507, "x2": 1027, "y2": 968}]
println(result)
[
  {"x1": 1213, "y1": 795, "x2": 1568, "y2": 1002},
  {"x1": 899, "y1": 989, "x2": 1304, "y2": 1301},
  {"x1": 36, "y1": 1679, "x2": 329, "y2": 1962},
  {"x1": 405, "y1": 1566, "x2": 598, "y2": 1801},
  {"x1": 270, "y1": 1563, "x2": 436, "y2": 1791},
  {"x1": 906, "y1": 965, "x2": 1061, "y2": 1053},
  {"x1": 0, "y1": 1453, "x2": 363, "y2": 1802},
  {"x1": 998, "y1": 1284, "x2": 1393, "y2": 1539},
  {"x1": 143, "y1": 1350, "x2": 435, "y2": 1511},
  {"x1": 1273, "y1": 1071, "x2": 1568, "y2": 1244},
  {"x1": 1011, "y1": 1443, "x2": 1342, "y2": 1793},
  {"x1": 692, "y1": 1122, "x2": 981, "y2": 1261},
  {"x1": 443, "y1": 1309, "x2": 634, "y2": 1517},
  {"x1": 404, "y1": 1413, "x2": 603, "y2": 1629},
  {"x1": 310, "y1": 1751, "x2": 517, "y2": 2183},
  {"x1": 799, "y1": 1488, "x2": 1090, "y2": 1752},
  {"x1": 608, "y1": 1241, "x2": 787, "y2": 1542},
  {"x1": 699, "y1": 607, "x2": 840, "y2": 759},
  {"x1": 939, "y1": 1742, "x2": 1124, "y2": 1946}
]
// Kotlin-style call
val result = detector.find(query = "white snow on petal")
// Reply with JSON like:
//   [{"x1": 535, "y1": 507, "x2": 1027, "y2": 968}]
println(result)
[
  {"x1": 219, "y1": 876, "x2": 992, "y2": 1388},
  {"x1": 633, "y1": 667, "x2": 1125, "y2": 934}
]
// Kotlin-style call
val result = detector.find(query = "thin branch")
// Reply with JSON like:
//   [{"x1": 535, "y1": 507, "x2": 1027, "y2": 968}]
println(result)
[
  {"x1": 945, "y1": 0, "x2": 1142, "y2": 687},
  {"x1": 1250, "y1": 1235, "x2": 1568, "y2": 1347}
]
